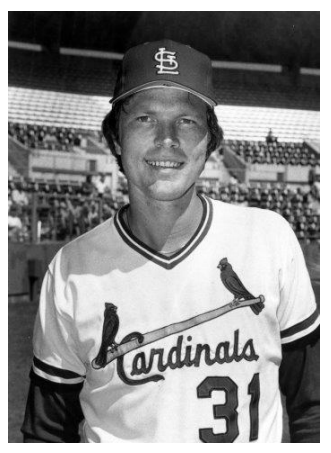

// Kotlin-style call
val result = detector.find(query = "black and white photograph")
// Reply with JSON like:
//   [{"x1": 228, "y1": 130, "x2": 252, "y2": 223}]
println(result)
[{"x1": 8, "y1": 10, "x2": 320, "y2": 443}]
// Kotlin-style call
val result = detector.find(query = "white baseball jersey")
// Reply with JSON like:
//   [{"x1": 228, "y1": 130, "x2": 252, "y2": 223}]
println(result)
[{"x1": 32, "y1": 195, "x2": 319, "y2": 443}]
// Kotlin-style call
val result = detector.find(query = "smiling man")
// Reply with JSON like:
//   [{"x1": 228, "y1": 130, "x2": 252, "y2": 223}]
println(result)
[
  {"x1": 107, "y1": 88, "x2": 211, "y2": 254},
  {"x1": 22, "y1": 40, "x2": 319, "y2": 443}
]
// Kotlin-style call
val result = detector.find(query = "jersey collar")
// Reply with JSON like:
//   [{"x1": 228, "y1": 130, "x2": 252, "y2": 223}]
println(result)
[{"x1": 114, "y1": 194, "x2": 213, "y2": 270}]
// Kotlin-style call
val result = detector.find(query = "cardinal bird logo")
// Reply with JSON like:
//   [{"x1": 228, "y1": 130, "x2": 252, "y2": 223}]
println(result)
[
  {"x1": 92, "y1": 265, "x2": 265, "y2": 373},
  {"x1": 93, "y1": 303, "x2": 120, "y2": 368},
  {"x1": 217, "y1": 258, "x2": 264, "y2": 315}
]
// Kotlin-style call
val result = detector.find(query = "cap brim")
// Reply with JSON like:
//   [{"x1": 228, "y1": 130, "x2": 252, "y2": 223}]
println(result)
[{"x1": 110, "y1": 81, "x2": 217, "y2": 107}]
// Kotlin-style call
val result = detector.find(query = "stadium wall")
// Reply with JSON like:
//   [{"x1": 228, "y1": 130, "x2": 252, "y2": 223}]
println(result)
[
  {"x1": 248, "y1": 164, "x2": 317, "y2": 185},
  {"x1": 8, "y1": 241, "x2": 65, "y2": 302}
]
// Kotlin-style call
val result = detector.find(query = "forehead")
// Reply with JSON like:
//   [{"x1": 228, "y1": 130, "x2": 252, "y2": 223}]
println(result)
[{"x1": 122, "y1": 88, "x2": 208, "y2": 115}]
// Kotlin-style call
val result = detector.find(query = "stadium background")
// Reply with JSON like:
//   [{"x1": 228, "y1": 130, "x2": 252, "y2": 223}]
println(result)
[{"x1": 8, "y1": 11, "x2": 320, "y2": 443}]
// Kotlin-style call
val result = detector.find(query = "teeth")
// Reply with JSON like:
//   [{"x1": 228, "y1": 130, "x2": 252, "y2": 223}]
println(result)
[{"x1": 147, "y1": 160, "x2": 181, "y2": 168}]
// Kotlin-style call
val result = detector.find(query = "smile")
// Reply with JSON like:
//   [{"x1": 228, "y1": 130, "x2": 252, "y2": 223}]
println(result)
[{"x1": 146, "y1": 160, "x2": 183, "y2": 168}]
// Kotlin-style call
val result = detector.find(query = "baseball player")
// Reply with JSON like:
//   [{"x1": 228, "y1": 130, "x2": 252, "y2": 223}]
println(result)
[{"x1": 21, "y1": 40, "x2": 319, "y2": 443}]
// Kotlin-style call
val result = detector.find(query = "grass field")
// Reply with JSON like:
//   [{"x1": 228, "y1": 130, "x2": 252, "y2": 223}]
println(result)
[{"x1": 8, "y1": 275, "x2": 319, "y2": 443}]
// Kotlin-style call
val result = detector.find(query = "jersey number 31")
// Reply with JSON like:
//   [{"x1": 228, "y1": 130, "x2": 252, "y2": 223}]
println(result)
[{"x1": 197, "y1": 373, "x2": 260, "y2": 443}]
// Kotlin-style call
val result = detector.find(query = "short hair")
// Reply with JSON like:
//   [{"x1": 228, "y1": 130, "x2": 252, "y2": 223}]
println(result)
[{"x1": 102, "y1": 94, "x2": 223, "y2": 174}]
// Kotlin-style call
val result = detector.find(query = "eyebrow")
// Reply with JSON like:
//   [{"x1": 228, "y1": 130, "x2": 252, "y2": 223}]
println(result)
[{"x1": 126, "y1": 106, "x2": 206, "y2": 117}]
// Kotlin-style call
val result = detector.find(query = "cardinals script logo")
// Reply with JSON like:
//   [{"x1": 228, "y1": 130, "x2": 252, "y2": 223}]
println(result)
[{"x1": 92, "y1": 258, "x2": 265, "y2": 385}]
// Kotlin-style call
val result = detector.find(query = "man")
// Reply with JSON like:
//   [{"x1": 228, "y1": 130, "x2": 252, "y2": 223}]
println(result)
[
  {"x1": 94, "y1": 173, "x2": 108, "y2": 198},
  {"x1": 8, "y1": 205, "x2": 23, "y2": 241},
  {"x1": 21, "y1": 40, "x2": 319, "y2": 443}
]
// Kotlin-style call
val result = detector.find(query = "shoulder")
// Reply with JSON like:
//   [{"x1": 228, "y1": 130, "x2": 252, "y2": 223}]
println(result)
[
  {"x1": 63, "y1": 217, "x2": 113, "y2": 253},
  {"x1": 49, "y1": 218, "x2": 115, "y2": 277},
  {"x1": 208, "y1": 196, "x2": 290, "y2": 232}
]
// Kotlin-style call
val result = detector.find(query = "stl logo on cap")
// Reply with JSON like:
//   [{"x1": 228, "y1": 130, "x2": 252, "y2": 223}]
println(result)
[{"x1": 154, "y1": 47, "x2": 179, "y2": 75}]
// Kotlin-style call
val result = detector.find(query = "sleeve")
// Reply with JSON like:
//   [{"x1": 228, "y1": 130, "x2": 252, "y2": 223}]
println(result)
[
  {"x1": 276, "y1": 219, "x2": 320, "y2": 442},
  {"x1": 279, "y1": 327, "x2": 320, "y2": 443},
  {"x1": 277, "y1": 222, "x2": 319, "y2": 344},
  {"x1": 21, "y1": 264, "x2": 86, "y2": 442},
  {"x1": 21, "y1": 371, "x2": 84, "y2": 443},
  {"x1": 31, "y1": 267, "x2": 86, "y2": 384}
]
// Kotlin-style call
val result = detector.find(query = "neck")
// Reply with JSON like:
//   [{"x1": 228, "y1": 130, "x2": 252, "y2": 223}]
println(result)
[{"x1": 125, "y1": 188, "x2": 203, "y2": 254}]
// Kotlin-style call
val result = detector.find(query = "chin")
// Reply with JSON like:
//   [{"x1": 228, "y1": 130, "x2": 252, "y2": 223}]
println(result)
[{"x1": 147, "y1": 181, "x2": 196, "y2": 202}]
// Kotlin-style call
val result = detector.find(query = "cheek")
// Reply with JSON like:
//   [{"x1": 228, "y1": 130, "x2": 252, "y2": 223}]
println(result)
[
  {"x1": 188, "y1": 132, "x2": 209, "y2": 161},
  {"x1": 118, "y1": 134, "x2": 145, "y2": 160},
  {"x1": 118, "y1": 122, "x2": 136, "y2": 156}
]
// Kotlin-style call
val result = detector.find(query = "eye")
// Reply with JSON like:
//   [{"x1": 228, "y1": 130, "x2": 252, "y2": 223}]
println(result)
[
  {"x1": 136, "y1": 115, "x2": 153, "y2": 123},
  {"x1": 179, "y1": 118, "x2": 196, "y2": 125}
]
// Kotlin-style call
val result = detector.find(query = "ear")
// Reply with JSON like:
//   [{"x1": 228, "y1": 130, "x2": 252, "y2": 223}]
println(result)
[{"x1": 114, "y1": 140, "x2": 122, "y2": 156}]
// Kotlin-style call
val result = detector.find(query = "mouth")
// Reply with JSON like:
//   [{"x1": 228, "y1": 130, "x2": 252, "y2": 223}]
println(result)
[{"x1": 146, "y1": 160, "x2": 184, "y2": 169}]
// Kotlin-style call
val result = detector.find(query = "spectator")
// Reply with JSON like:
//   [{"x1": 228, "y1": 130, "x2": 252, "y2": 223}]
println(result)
[
  {"x1": 94, "y1": 174, "x2": 108, "y2": 197},
  {"x1": 8, "y1": 205, "x2": 23, "y2": 241},
  {"x1": 8, "y1": 191, "x2": 13, "y2": 212},
  {"x1": 266, "y1": 128, "x2": 278, "y2": 144},
  {"x1": 11, "y1": 184, "x2": 29, "y2": 208},
  {"x1": 88, "y1": 203, "x2": 99, "y2": 229},
  {"x1": 65, "y1": 195, "x2": 82, "y2": 237},
  {"x1": 57, "y1": 200, "x2": 70, "y2": 240},
  {"x1": 102, "y1": 201, "x2": 113, "y2": 221},
  {"x1": 311, "y1": 178, "x2": 320, "y2": 201},
  {"x1": 81, "y1": 175, "x2": 96, "y2": 197}
]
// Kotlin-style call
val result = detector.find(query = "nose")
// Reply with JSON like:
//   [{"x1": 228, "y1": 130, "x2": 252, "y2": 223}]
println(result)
[{"x1": 154, "y1": 122, "x2": 179, "y2": 149}]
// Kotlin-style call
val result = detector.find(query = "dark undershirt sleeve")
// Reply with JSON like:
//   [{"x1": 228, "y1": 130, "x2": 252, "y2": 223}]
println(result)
[
  {"x1": 279, "y1": 326, "x2": 320, "y2": 443},
  {"x1": 21, "y1": 370, "x2": 84, "y2": 443}
]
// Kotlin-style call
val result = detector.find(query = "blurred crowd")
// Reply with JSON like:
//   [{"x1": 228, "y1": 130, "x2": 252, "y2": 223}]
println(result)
[
  {"x1": 8, "y1": 122, "x2": 320, "y2": 243},
  {"x1": 227, "y1": 136, "x2": 320, "y2": 166},
  {"x1": 9, "y1": 175, "x2": 320, "y2": 244},
  {"x1": 8, "y1": 175, "x2": 128, "y2": 242},
  {"x1": 201, "y1": 180, "x2": 320, "y2": 241},
  {"x1": 9, "y1": 122, "x2": 88, "y2": 152},
  {"x1": 9, "y1": 123, "x2": 320, "y2": 168},
  {"x1": 8, "y1": 181, "x2": 30, "y2": 242}
]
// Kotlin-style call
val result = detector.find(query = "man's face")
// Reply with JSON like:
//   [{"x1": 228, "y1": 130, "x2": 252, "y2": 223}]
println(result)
[{"x1": 116, "y1": 88, "x2": 209, "y2": 202}]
